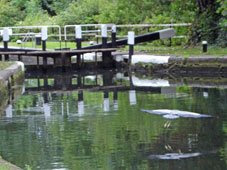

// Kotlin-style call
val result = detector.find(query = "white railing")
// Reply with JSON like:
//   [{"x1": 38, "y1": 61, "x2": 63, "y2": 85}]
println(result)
[
  {"x1": 0, "y1": 23, "x2": 191, "y2": 49},
  {"x1": 0, "y1": 25, "x2": 62, "y2": 41},
  {"x1": 117, "y1": 23, "x2": 191, "y2": 28},
  {"x1": 64, "y1": 24, "x2": 115, "y2": 41}
]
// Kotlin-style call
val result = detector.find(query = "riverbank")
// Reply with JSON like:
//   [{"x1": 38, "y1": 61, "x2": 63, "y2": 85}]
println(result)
[
  {"x1": 0, "y1": 62, "x2": 24, "y2": 169},
  {"x1": 0, "y1": 61, "x2": 24, "y2": 114},
  {"x1": 123, "y1": 45, "x2": 227, "y2": 57},
  {"x1": 129, "y1": 55, "x2": 227, "y2": 76}
]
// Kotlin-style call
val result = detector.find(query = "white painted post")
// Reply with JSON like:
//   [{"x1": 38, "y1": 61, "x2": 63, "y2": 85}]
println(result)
[
  {"x1": 112, "y1": 25, "x2": 116, "y2": 33},
  {"x1": 75, "y1": 25, "x2": 82, "y2": 66},
  {"x1": 128, "y1": 32, "x2": 135, "y2": 45},
  {"x1": 3, "y1": 28, "x2": 10, "y2": 61},
  {"x1": 41, "y1": 26, "x2": 48, "y2": 41},
  {"x1": 101, "y1": 24, "x2": 108, "y2": 38},
  {"x1": 111, "y1": 25, "x2": 117, "y2": 47},
  {"x1": 3, "y1": 28, "x2": 10, "y2": 42},
  {"x1": 101, "y1": 24, "x2": 109, "y2": 65},
  {"x1": 75, "y1": 25, "x2": 82, "y2": 39},
  {"x1": 41, "y1": 27, "x2": 48, "y2": 68},
  {"x1": 128, "y1": 31, "x2": 135, "y2": 64},
  {"x1": 202, "y1": 41, "x2": 208, "y2": 52}
]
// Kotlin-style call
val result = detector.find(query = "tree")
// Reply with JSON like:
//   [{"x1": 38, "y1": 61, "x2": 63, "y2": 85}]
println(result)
[
  {"x1": 0, "y1": 0, "x2": 23, "y2": 27},
  {"x1": 189, "y1": 0, "x2": 225, "y2": 45}
]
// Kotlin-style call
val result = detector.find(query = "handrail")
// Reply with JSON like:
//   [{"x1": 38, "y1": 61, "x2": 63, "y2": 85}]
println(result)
[
  {"x1": 117, "y1": 23, "x2": 192, "y2": 28},
  {"x1": 64, "y1": 24, "x2": 115, "y2": 41},
  {"x1": 0, "y1": 25, "x2": 62, "y2": 41}
]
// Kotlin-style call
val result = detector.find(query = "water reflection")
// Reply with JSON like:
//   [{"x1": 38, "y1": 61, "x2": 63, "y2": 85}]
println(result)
[{"x1": 0, "y1": 70, "x2": 226, "y2": 169}]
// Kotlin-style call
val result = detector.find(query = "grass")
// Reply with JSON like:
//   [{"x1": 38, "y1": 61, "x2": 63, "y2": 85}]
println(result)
[
  {"x1": 123, "y1": 43, "x2": 227, "y2": 57},
  {"x1": 0, "y1": 41, "x2": 90, "y2": 50}
]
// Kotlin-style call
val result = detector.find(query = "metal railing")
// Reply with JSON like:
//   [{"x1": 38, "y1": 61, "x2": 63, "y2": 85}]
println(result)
[
  {"x1": 64, "y1": 24, "x2": 115, "y2": 41},
  {"x1": 0, "y1": 23, "x2": 191, "y2": 49},
  {"x1": 0, "y1": 25, "x2": 62, "y2": 49}
]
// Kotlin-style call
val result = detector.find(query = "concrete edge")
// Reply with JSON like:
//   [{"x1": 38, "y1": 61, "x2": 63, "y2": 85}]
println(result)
[{"x1": 0, "y1": 61, "x2": 24, "y2": 82}]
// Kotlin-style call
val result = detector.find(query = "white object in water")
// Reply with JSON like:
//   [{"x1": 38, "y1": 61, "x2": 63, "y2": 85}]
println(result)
[
  {"x1": 43, "y1": 103, "x2": 51, "y2": 118},
  {"x1": 103, "y1": 98, "x2": 110, "y2": 112},
  {"x1": 113, "y1": 100, "x2": 118, "y2": 111},
  {"x1": 78, "y1": 101, "x2": 84, "y2": 116},
  {"x1": 141, "y1": 109, "x2": 212, "y2": 119},
  {"x1": 148, "y1": 152, "x2": 201, "y2": 160},
  {"x1": 5, "y1": 104, "x2": 13, "y2": 118},
  {"x1": 129, "y1": 90, "x2": 137, "y2": 105}
]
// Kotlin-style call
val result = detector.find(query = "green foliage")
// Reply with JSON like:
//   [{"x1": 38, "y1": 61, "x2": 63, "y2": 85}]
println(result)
[
  {"x1": 189, "y1": 0, "x2": 226, "y2": 45},
  {"x1": 0, "y1": 0, "x2": 225, "y2": 46},
  {"x1": 0, "y1": 0, "x2": 23, "y2": 26},
  {"x1": 216, "y1": 0, "x2": 227, "y2": 47},
  {"x1": 56, "y1": 0, "x2": 100, "y2": 25}
]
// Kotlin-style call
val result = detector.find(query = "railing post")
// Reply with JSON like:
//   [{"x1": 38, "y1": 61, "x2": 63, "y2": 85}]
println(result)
[
  {"x1": 41, "y1": 26, "x2": 48, "y2": 51},
  {"x1": 3, "y1": 28, "x2": 10, "y2": 61},
  {"x1": 101, "y1": 24, "x2": 108, "y2": 48},
  {"x1": 128, "y1": 31, "x2": 135, "y2": 65},
  {"x1": 202, "y1": 41, "x2": 208, "y2": 53},
  {"x1": 41, "y1": 27, "x2": 48, "y2": 69},
  {"x1": 75, "y1": 25, "x2": 82, "y2": 66},
  {"x1": 101, "y1": 24, "x2": 112, "y2": 67},
  {"x1": 111, "y1": 25, "x2": 117, "y2": 48}
]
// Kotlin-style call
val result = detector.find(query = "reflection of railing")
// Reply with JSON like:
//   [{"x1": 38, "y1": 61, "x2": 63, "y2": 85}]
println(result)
[{"x1": 24, "y1": 72, "x2": 162, "y2": 93}]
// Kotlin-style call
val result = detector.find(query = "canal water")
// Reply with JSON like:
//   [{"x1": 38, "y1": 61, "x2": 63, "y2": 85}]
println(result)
[{"x1": 0, "y1": 70, "x2": 226, "y2": 170}]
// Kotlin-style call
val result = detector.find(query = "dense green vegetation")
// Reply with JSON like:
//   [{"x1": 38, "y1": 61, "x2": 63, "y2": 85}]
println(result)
[{"x1": 0, "y1": 0, "x2": 226, "y2": 46}]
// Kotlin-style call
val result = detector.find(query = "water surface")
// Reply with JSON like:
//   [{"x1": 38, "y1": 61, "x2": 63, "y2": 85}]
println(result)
[{"x1": 0, "y1": 71, "x2": 226, "y2": 170}]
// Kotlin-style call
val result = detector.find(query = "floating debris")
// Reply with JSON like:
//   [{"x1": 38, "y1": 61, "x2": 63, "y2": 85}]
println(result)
[
  {"x1": 148, "y1": 152, "x2": 202, "y2": 160},
  {"x1": 141, "y1": 109, "x2": 212, "y2": 119}
]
